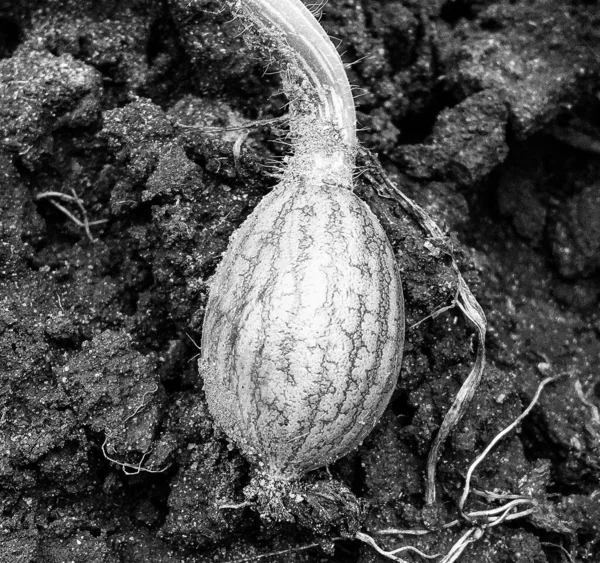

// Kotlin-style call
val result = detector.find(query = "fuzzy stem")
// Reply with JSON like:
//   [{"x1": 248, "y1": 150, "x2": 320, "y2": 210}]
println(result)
[{"x1": 225, "y1": 0, "x2": 357, "y2": 184}]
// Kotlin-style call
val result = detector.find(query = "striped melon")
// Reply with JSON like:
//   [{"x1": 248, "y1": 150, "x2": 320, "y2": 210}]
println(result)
[{"x1": 200, "y1": 174, "x2": 404, "y2": 480}]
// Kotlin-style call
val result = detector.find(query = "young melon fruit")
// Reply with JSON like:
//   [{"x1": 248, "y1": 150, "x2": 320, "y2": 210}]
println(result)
[{"x1": 200, "y1": 175, "x2": 404, "y2": 481}]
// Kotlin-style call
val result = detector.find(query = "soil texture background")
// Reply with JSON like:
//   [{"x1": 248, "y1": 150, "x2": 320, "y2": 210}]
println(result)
[{"x1": 1, "y1": 0, "x2": 600, "y2": 562}]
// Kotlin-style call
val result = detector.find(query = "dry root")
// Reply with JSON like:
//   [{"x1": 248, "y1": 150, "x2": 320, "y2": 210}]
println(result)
[
  {"x1": 101, "y1": 383, "x2": 171, "y2": 475},
  {"x1": 35, "y1": 189, "x2": 108, "y2": 242},
  {"x1": 361, "y1": 375, "x2": 561, "y2": 563}
]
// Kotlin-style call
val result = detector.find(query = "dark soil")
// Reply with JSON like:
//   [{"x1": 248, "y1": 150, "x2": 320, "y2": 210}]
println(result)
[{"x1": 1, "y1": 1, "x2": 599, "y2": 562}]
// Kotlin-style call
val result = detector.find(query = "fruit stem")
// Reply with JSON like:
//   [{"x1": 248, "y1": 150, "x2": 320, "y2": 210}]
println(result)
[{"x1": 225, "y1": 0, "x2": 357, "y2": 184}]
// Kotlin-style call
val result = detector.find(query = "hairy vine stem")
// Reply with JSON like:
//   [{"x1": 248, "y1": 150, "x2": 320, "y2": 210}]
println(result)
[
  {"x1": 223, "y1": 0, "x2": 356, "y2": 186},
  {"x1": 226, "y1": 0, "x2": 356, "y2": 144}
]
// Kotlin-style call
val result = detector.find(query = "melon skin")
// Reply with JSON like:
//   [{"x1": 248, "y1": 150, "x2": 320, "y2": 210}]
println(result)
[{"x1": 200, "y1": 178, "x2": 404, "y2": 479}]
